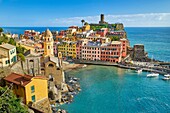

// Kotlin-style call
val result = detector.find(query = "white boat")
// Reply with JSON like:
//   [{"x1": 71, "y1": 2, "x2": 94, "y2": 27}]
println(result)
[
  {"x1": 164, "y1": 74, "x2": 170, "y2": 77},
  {"x1": 146, "y1": 56, "x2": 159, "y2": 78},
  {"x1": 162, "y1": 77, "x2": 170, "y2": 80},
  {"x1": 82, "y1": 64, "x2": 87, "y2": 68},
  {"x1": 147, "y1": 73, "x2": 159, "y2": 77},
  {"x1": 136, "y1": 69, "x2": 142, "y2": 73}
]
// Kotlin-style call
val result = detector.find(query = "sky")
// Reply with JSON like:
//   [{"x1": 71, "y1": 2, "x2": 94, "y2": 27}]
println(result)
[{"x1": 0, "y1": 0, "x2": 170, "y2": 27}]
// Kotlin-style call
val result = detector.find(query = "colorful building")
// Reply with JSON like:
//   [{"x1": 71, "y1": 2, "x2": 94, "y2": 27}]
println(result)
[
  {"x1": 81, "y1": 41, "x2": 101, "y2": 61},
  {"x1": 96, "y1": 28, "x2": 108, "y2": 37},
  {"x1": 57, "y1": 41, "x2": 77, "y2": 59},
  {"x1": 0, "y1": 43, "x2": 17, "y2": 67},
  {"x1": 4, "y1": 73, "x2": 48, "y2": 105},
  {"x1": 100, "y1": 41, "x2": 122, "y2": 63},
  {"x1": 120, "y1": 38, "x2": 129, "y2": 58}
]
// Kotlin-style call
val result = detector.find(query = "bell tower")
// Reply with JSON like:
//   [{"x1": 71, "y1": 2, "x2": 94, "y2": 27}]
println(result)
[{"x1": 43, "y1": 29, "x2": 54, "y2": 57}]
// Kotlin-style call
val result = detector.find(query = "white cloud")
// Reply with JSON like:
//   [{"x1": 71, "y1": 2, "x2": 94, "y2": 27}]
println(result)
[{"x1": 52, "y1": 13, "x2": 170, "y2": 27}]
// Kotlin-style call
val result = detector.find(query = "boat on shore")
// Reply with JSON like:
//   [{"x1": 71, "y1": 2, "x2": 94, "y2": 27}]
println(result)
[{"x1": 147, "y1": 73, "x2": 159, "y2": 78}]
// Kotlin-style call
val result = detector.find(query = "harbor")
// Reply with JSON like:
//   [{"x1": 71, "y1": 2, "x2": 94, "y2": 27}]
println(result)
[{"x1": 74, "y1": 59, "x2": 170, "y2": 75}]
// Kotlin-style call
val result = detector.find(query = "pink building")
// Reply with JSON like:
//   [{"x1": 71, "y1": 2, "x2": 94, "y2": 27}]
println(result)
[
  {"x1": 81, "y1": 41, "x2": 101, "y2": 61},
  {"x1": 120, "y1": 38, "x2": 129, "y2": 58},
  {"x1": 76, "y1": 40, "x2": 83, "y2": 59},
  {"x1": 100, "y1": 41, "x2": 122, "y2": 63}
]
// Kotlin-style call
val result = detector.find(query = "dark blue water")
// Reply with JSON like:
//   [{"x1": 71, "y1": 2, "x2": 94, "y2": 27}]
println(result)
[
  {"x1": 125, "y1": 27, "x2": 170, "y2": 62},
  {"x1": 2, "y1": 27, "x2": 68, "y2": 34},
  {"x1": 2, "y1": 27, "x2": 170, "y2": 112}
]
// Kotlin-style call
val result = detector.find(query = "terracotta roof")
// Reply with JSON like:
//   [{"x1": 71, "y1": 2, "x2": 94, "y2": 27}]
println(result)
[
  {"x1": 4, "y1": 73, "x2": 47, "y2": 86},
  {"x1": 4, "y1": 73, "x2": 33, "y2": 86}
]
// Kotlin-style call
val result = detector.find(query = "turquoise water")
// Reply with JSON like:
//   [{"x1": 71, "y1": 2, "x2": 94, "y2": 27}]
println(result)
[
  {"x1": 61, "y1": 66, "x2": 170, "y2": 113},
  {"x1": 2, "y1": 27, "x2": 170, "y2": 112}
]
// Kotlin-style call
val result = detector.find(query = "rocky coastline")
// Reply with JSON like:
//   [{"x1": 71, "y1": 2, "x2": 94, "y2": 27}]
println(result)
[{"x1": 52, "y1": 63, "x2": 87, "y2": 113}]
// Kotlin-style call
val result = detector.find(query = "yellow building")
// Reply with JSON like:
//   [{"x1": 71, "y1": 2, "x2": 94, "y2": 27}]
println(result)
[
  {"x1": 44, "y1": 29, "x2": 54, "y2": 57},
  {"x1": 83, "y1": 24, "x2": 90, "y2": 31},
  {"x1": 4, "y1": 73, "x2": 48, "y2": 105},
  {"x1": 58, "y1": 41, "x2": 77, "y2": 59}
]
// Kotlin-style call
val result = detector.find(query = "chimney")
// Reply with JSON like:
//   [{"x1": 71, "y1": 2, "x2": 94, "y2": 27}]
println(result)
[{"x1": 20, "y1": 81, "x2": 23, "y2": 85}]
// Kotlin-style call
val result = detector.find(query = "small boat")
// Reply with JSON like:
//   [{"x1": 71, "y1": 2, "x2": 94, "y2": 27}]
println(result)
[
  {"x1": 162, "y1": 77, "x2": 170, "y2": 80},
  {"x1": 136, "y1": 68, "x2": 142, "y2": 73},
  {"x1": 147, "y1": 73, "x2": 159, "y2": 78},
  {"x1": 82, "y1": 64, "x2": 87, "y2": 68},
  {"x1": 162, "y1": 74, "x2": 170, "y2": 80},
  {"x1": 164, "y1": 74, "x2": 170, "y2": 77},
  {"x1": 147, "y1": 56, "x2": 159, "y2": 78}
]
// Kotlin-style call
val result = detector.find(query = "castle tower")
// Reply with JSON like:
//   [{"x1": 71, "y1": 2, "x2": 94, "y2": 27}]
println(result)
[
  {"x1": 99, "y1": 14, "x2": 107, "y2": 24},
  {"x1": 43, "y1": 29, "x2": 54, "y2": 57},
  {"x1": 101, "y1": 14, "x2": 104, "y2": 22}
]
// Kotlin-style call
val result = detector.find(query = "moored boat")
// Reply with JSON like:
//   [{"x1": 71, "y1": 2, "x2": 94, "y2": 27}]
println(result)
[
  {"x1": 162, "y1": 77, "x2": 170, "y2": 80},
  {"x1": 147, "y1": 73, "x2": 159, "y2": 78},
  {"x1": 164, "y1": 74, "x2": 170, "y2": 77}
]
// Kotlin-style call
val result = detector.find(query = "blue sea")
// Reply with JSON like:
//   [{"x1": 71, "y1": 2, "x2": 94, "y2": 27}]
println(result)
[{"x1": 2, "y1": 27, "x2": 170, "y2": 113}]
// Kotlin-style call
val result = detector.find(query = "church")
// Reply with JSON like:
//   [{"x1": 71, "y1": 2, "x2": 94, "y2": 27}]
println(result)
[{"x1": 40, "y1": 29, "x2": 66, "y2": 90}]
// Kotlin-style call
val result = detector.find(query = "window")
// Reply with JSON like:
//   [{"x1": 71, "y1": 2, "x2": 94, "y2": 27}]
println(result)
[
  {"x1": 31, "y1": 95, "x2": 36, "y2": 102},
  {"x1": 31, "y1": 85, "x2": 35, "y2": 93},
  {"x1": 48, "y1": 63, "x2": 54, "y2": 67},
  {"x1": 6, "y1": 60, "x2": 9, "y2": 64},
  {"x1": 48, "y1": 46, "x2": 50, "y2": 49}
]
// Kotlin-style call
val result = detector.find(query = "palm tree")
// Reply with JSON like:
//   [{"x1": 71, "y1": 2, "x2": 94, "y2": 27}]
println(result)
[{"x1": 81, "y1": 20, "x2": 85, "y2": 27}]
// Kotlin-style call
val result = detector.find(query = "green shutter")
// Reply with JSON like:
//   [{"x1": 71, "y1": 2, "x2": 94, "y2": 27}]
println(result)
[
  {"x1": 31, "y1": 95, "x2": 36, "y2": 102},
  {"x1": 31, "y1": 86, "x2": 35, "y2": 93}
]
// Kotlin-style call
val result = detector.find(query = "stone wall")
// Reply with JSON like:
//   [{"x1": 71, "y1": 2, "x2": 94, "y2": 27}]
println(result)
[
  {"x1": 23, "y1": 56, "x2": 41, "y2": 75},
  {"x1": 115, "y1": 23, "x2": 124, "y2": 30},
  {"x1": 132, "y1": 44, "x2": 147, "y2": 61}
]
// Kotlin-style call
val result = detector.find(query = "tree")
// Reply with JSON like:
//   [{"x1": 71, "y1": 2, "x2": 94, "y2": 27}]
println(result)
[
  {"x1": 17, "y1": 53, "x2": 25, "y2": 70},
  {"x1": 84, "y1": 22, "x2": 89, "y2": 26},
  {"x1": 0, "y1": 34, "x2": 8, "y2": 44},
  {"x1": 0, "y1": 87, "x2": 28, "y2": 113},
  {"x1": 110, "y1": 36, "x2": 119, "y2": 41},
  {"x1": 0, "y1": 28, "x2": 3, "y2": 33},
  {"x1": 16, "y1": 46, "x2": 26, "y2": 54},
  {"x1": 81, "y1": 20, "x2": 85, "y2": 27},
  {"x1": 8, "y1": 38, "x2": 16, "y2": 46}
]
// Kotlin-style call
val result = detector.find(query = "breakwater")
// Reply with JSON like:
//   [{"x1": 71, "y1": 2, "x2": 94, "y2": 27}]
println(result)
[{"x1": 74, "y1": 60, "x2": 170, "y2": 75}]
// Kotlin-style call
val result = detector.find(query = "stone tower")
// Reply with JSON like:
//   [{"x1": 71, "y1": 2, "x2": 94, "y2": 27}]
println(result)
[
  {"x1": 101, "y1": 14, "x2": 104, "y2": 22},
  {"x1": 44, "y1": 29, "x2": 54, "y2": 57}
]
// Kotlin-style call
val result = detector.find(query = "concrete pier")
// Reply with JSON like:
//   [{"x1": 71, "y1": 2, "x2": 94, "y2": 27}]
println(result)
[{"x1": 73, "y1": 60, "x2": 170, "y2": 75}]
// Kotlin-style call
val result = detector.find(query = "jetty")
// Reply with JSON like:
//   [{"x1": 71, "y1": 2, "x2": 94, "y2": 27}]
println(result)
[{"x1": 74, "y1": 59, "x2": 170, "y2": 75}]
